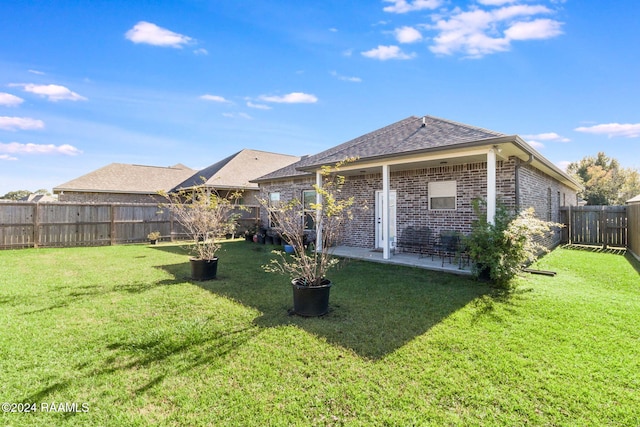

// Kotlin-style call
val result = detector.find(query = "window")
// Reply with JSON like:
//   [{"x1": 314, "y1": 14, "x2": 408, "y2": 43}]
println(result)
[
  {"x1": 428, "y1": 181, "x2": 457, "y2": 210},
  {"x1": 268, "y1": 192, "x2": 280, "y2": 227},
  {"x1": 269, "y1": 192, "x2": 280, "y2": 206},
  {"x1": 303, "y1": 190, "x2": 316, "y2": 230}
]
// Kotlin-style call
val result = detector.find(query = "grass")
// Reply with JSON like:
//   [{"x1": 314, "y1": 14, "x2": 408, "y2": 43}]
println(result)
[{"x1": 0, "y1": 240, "x2": 638, "y2": 426}]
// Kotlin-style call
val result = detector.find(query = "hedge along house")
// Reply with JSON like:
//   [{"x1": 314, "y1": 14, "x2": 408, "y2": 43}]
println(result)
[{"x1": 253, "y1": 115, "x2": 582, "y2": 261}]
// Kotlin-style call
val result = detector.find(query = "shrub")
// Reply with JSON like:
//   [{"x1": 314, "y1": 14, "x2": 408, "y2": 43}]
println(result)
[{"x1": 466, "y1": 199, "x2": 563, "y2": 288}]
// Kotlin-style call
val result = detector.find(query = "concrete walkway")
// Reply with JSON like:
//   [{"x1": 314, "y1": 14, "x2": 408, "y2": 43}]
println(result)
[{"x1": 330, "y1": 246, "x2": 472, "y2": 276}]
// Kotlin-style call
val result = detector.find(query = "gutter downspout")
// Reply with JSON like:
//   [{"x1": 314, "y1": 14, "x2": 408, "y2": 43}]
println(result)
[{"x1": 515, "y1": 153, "x2": 534, "y2": 212}]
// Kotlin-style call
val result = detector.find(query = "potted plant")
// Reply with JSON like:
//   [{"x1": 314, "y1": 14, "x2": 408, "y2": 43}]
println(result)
[
  {"x1": 466, "y1": 199, "x2": 563, "y2": 288},
  {"x1": 261, "y1": 159, "x2": 356, "y2": 316},
  {"x1": 147, "y1": 231, "x2": 161, "y2": 245},
  {"x1": 160, "y1": 185, "x2": 241, "y2": 281}
]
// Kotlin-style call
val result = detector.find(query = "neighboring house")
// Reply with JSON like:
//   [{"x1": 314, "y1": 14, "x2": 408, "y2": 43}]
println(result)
[
  {"x1": 172, "y1": 149, "x2": 300, "y2": 206},
  {"x1": 53, "y1": 149, "x2": 300, "y2": 206},
  {"x1": 172, "y1": 149, "x2": 301, "y2": 232},
  {"x1": 18, "y1": 194, "x2": 57, "y2": 202},
  {"x1": 54, "y1": 163, "x2": 197, "y2": 203},
  {"x1": 253, "y1": 115, "x2": 582, "y2": 260},
  {"x1": 627, "y1": 194, "x2": 640, "y2": 204}
]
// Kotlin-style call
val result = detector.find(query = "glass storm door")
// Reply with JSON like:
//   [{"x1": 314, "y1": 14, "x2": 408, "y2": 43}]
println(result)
[{"x1": 375, "y1": 190, "x2": 397, "y2": 250}]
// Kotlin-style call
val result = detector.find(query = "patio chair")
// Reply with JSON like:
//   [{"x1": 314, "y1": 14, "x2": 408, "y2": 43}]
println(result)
[{"x1": 433, "y1": 230, "x2": 462, "y2": 267}]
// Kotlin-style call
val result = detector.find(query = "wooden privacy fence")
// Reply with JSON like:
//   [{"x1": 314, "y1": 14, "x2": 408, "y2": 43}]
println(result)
[
  {"x1": 0, "y1": 202, "x2": 259, "y2": 249},
  {"x1": 628, "y1": 202, "x2": 640, "y2": 260},
  {"x1": 560, "y1": 205, "x2": 627, "y2": 248}
]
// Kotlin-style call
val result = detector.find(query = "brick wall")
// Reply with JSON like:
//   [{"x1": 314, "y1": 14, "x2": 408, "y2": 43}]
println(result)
[
  {"x1": 58, "y1": 191, "x2": 165, "y2": 204},
  {"x1": 258, "y1": 176, "x2": 316, "y2": 228},
  {"x1": 517, "y1": 162, "x2": 577, "y2": 247}
]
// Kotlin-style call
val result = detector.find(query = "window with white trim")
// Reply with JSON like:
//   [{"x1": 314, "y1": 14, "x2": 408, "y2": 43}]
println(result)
[
  {"x1": 268, "y1": 192, "x2": 280, "y2": 227},
  {"x1": 303, "y1": 190, "x2": 316, "y2": 230},
  {"x1": 428, "y1": 180, "x2": 457, "y2": 210}
]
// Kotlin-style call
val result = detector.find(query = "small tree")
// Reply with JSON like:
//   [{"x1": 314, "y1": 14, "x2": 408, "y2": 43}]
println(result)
[
  {"x1": 160, "y1": 185, "x2": 241, "y2": 260},
  {"x1": 261, "y1": 159, "x2": 356, "y2": 286},
  {"x1": 466, "y1": 200, "x2": 563, "y2": 288}
]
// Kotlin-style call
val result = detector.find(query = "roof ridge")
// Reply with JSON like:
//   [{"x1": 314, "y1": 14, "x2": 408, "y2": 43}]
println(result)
[
  {"x1": 307, "y1": 116, "x2": 421, "y2": 164},
  {"x1": 424, "y1": 115, "x2": 505, "y2": 136}
]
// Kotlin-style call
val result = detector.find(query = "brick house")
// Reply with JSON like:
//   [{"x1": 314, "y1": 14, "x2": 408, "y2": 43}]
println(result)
[
  {"x1": 253, "y1": 115, "x2": 581, "y2": 260},
  {"x1": 54, "y1": 163, "x2": 196, "y2": 203},
  {"x1": 54, "y1": 149, "x2": 299, "y2": 205}
]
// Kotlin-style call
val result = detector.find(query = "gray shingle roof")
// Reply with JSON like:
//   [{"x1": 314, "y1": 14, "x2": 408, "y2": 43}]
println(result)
[
  {"x1": 54, "y1": 163, "x2": 197, "y2": 194},
  {"x1": 254, "y1": 115, "x2": 506, "y2": 182},
  {"x1": 173, "y1": 149, "x2": 300, "y2": 190}
]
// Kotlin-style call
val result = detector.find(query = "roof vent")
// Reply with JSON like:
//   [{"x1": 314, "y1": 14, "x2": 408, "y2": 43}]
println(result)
[{"x1": 421, "y1": 116, "x2": 426, "y2": 127}]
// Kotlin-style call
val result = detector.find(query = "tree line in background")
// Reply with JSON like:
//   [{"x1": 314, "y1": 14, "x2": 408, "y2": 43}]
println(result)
[
  {"x1": 0, "y1": 189, "x2": 52, "y2": 200},
  {"x1": 567, "y1": 152, "x2": 640, "y2": 205}
]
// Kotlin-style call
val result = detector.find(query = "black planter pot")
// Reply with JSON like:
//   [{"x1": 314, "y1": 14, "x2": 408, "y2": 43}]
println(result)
[
  {"x1": 291, "y1": 278, "x2": 332, "y2": 317},
  {"x1": 190, "y1": 257, "x2": 218, "y2": 281},
  {"x1": 476, "y1": 264, "x2": 492, "y2": 282}
]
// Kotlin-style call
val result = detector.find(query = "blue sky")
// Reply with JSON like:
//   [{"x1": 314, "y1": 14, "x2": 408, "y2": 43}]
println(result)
[{"x1": 1, "y1": 0, "x2": 639, "y2": 196}]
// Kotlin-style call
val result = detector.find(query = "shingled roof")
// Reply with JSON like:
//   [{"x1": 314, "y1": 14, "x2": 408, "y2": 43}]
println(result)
[
  {"x1": 54, "y1": 163, "x2": 196, "y2": 194},
  {"x1": 254, "y1": 115, "x2": 506, "y2": 182},
  {"x1": 173, "y1": 149, "x2": 300, "y2": 191}
]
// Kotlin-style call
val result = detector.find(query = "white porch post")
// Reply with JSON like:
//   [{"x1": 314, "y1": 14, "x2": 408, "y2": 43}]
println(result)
[
  {"x1": 487, "y1": 148, "x2": 497, "y2": 225},
  {"x1": 382, "y1": 164, "x2": 391, "y2": 260},
  {"x1": 315, "y1": 170, "x2": 323, "y2": 251}
]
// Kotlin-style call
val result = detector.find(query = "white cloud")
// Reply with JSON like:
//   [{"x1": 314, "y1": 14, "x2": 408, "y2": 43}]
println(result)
[
  {"x1": 199, "y1": 94, "x2": 231, "y2": 103},
  {"x1": 222, "y1": 112, "x2": 253, "y2": 119},
  {"x1": 0, "y1": 116, "x2": 45, "y2": 131},
  {"x1": 575, "y1": 123, "x2": 640, "y2": 138},
  {"x1": 428, "y1": 4, "x2": 563, "y2": 57},
  {"x1": 247, "y1": 101, "x2": 272, "y2": 110},
  {"x1": 478, "y1": 0, "x2": 518, "y2": 4},
  {"x1": 330, "y1": 71, "x2": 362, "y2": 83},
  {"x1": 258, "y1": 92, "x2": 318, "y2": 104},
  {"x1": 11, "y1": 83, "x2": 87, "y2": 102},
  {"x1": 523, "y1": 132, "x2": 570, "y2": 142},
  {"x1": 523, "y1": 131, "x2": 570, "y2": 149},
  {"x1": 125, "y1": 21, "x2": 192, "y2": 48},
  {"x1": 527, "y1": 140, "x2": 545, "y2": 149},
  {"x1": 28, "y1": 69, "x2": 46, "y2": 75},
  {"x1": 557, "y1": 160, "x2": 572, "y2": 172},
  {"x1": 0, "y1": 142, "x2": 82, "y2": 156},
  {"x1": 395, "y1": 26, "x2": 423, "y2": 43},
  {"x1": 504, "y1": 19, "x2": 563, "y2": 40},
  {"x1": 193, "y1": 48, "x2": 209, "y2": 55},
  {"x1": 362, "y1": 45, "x2": 416, "y2": 60},
  {"x1": 0, "y1": 93, "x2": 24, "y2": 106},
  {"x1": 0, "y1": 154, "x2": 18, "y2": 161},
  {"x1": 384, "y1": 0, "x2": 442, "y2": 14}
]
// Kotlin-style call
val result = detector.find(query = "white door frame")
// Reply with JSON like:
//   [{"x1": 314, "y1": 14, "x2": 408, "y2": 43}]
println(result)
[{"x1": 375, "y1": 189, "x2": 397, "y2": 254}]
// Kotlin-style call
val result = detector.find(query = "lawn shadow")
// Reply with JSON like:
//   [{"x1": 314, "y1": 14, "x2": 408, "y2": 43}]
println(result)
[
  {"x1": 625, "y1": 252, "x2": 640, "y2": 276},
  {"x1": 165, "y1": 241, "x2": 493, "y2": 360}
]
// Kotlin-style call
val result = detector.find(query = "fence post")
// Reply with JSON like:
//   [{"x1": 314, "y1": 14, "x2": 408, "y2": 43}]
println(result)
[
  {"x1": 33, "y1": 203, "x2": 40, "y2": 248},
  {"x1": 110, "y1": 205, "x2": 116, "y2": 246}
]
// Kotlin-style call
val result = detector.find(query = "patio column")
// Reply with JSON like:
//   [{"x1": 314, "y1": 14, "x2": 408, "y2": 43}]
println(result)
[
  {"x1": 382, "y1": 164, "x2": 391, "y2": 260},
  {"x1": 315, "y1": 170, "x2": 323, "y2": 251},
  {"x1": 487, "y1": 148, "x2": 497, "y2": 225}
]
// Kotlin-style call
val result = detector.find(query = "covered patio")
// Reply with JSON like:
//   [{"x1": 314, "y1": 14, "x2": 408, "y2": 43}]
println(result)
[{"x1": 331, "y1": 245, "x2": 472, "y2": 276}]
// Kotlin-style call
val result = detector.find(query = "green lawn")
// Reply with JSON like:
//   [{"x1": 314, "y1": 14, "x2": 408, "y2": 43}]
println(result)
[{"x1": 0, "y1": 241, "x2": 638, "y2": 426}]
